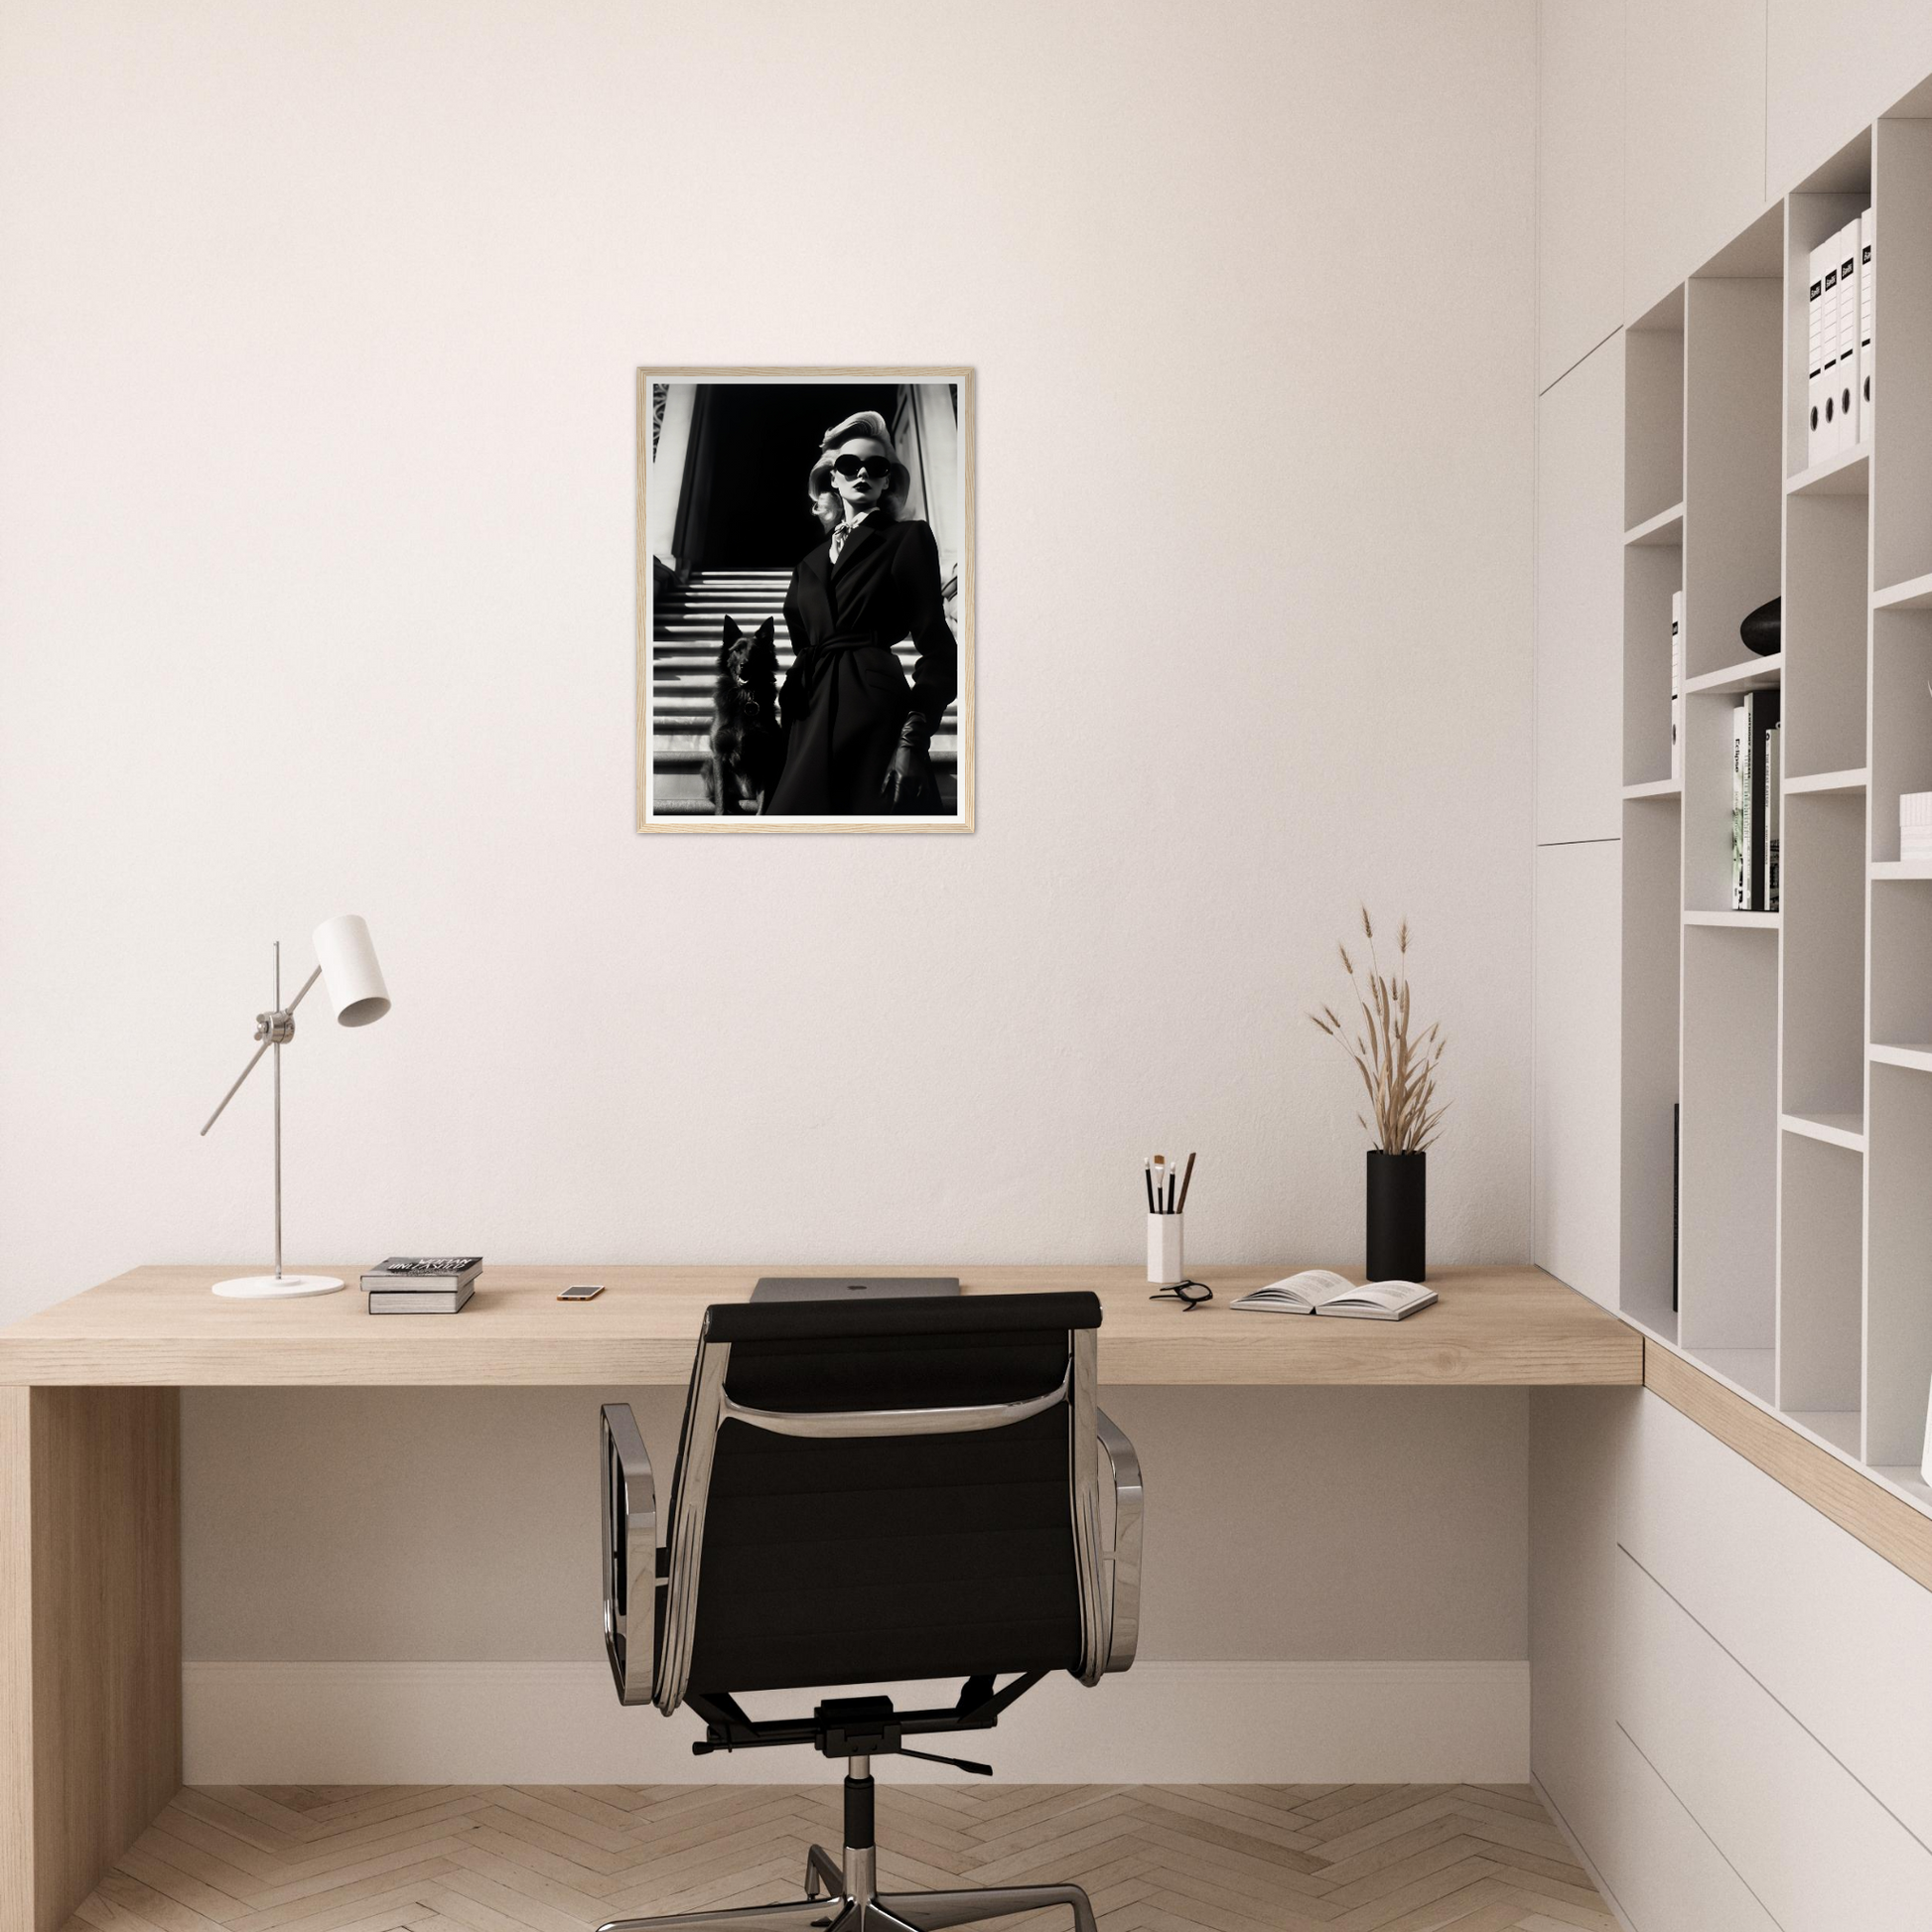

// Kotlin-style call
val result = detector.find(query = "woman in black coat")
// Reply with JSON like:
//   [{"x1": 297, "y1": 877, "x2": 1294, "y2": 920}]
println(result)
[{"x1": 766, "y1": 411, "x2": 956, "y2": 815}]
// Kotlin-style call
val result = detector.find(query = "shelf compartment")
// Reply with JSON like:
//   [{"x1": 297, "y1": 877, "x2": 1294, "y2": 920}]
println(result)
[
  {"x1": 1625, "y1": 298, "x2": 1685, "y2": 532},
  {"x1": 1872, "y1": 571, "x2": 1932, "y2": 612},
  {"x1": 1679, "y1": 925, "x2": 1779, "y2": 1359},
  {"x1": 1778, "y1": 1134, "x2": 1863, "y2": 1421},
  {"x1": 1786, "y1": 766, "x2": 1866, "y2": 793},
  {"x1": 1781, "y1": 1110, "x2": 1865, "y2": 1151},
  {"x1": 1870, "y1": 1465, "x2": 1932, "y2": 1507},
  {"x1": 1781, "y1": 790, "x2": 1866, "y2": 1122},
  {"x1": 1684, "y1": 909, "x2": 1779, "y2": 928},
  {"x1": 1625, "y1": 501, "x2": 1685, "y2": 547},
  {"x1": 1684, "y1": 653, "x2": 1783, "y2": 696},
  {"x1": 1867, "y1": 1062, "x2": 1932, "y2": 1467},
  {"x1": 1868, "y1": 609, "x2": 1932, "y2": 861},
  {"x1": 1870, "y1": 859, "x2": 1932, "y2": 1047},
  {"x1": 1785, "y1": 1410, "x2": 1863, "y2": 1456},
  {"x1": 1623, "y1": 541, "x2": 1683, "y2": 788},
  {"x1": 1873, "y1": 116, "x2": 1932, "y2": 594},
  {"x1": 1693, "y1": 1346, "x2": 1777, "y2": 1406},
  {"x1": 1684, "y1": 272, "x2": 1782, "y2": 682},
  {"x1": 1784, "y1": 493, "x2": 1869, "y2": 776},
  {"x1": 1620, "y1": 793, "x2": 1683, "y2": 1341},
  {"x1": 1786, "y1": 448, "x2": 1869, "y2": 496}
]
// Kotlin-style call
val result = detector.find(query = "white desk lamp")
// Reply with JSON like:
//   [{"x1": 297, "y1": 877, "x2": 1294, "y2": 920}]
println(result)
[{"x1": 200, "y1": 913, "x2": 391, "y2": 1299}]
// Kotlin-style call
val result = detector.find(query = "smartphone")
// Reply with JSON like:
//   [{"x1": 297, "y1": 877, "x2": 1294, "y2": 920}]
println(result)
[{"x1": 557, "y1": 1283, "x2": 605, "y2": 1302}]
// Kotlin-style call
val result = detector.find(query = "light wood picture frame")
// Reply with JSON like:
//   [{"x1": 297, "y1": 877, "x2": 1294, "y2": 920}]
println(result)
[{"x1": 635, "y1": 367, "x2": 975, "y2": 833}]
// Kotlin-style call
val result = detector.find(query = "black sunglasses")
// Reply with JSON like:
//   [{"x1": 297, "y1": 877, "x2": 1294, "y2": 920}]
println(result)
[
  {"x1": 832, "y1": 454, "x2": 894, "y2": 481},
  {"x1": 1149, "y1": 1279, "x2": 1214, "y2": 1311}
]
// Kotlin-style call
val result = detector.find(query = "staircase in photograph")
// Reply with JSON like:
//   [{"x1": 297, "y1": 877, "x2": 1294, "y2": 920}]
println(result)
[{"x1": 650, "y1": 569, "x2": 961, "y2": 816}]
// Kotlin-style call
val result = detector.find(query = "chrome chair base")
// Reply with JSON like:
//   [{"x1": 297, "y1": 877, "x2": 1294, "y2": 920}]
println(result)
[{"x1": 596, "y1": 1844, "x2": 1098, "y2": 1932}]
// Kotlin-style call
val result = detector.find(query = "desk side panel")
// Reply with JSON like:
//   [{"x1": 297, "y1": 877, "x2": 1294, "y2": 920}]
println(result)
[
  {"x1": 28, "y1": 1388, "x2": 182, "y2": 1932},
  {"x1": 1, "y1": 1390, "x2": 31, "y2": 1932}
]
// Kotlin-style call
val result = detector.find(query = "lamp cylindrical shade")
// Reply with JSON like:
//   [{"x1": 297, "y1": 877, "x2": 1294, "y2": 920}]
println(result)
[{"x1": 312, "y1": 914, "x2": 390, "y2": 1027}]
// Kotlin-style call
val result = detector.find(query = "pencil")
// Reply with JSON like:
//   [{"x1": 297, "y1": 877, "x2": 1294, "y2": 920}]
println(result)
[{"x1": 1176, "y1": 1151, "x2": 1197, "y2": 1213}]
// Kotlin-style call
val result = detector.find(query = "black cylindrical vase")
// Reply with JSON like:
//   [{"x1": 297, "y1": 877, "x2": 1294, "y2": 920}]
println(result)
[{"x1": 1366, "y1": 1150, "x2": 1427, "y2": 1282}]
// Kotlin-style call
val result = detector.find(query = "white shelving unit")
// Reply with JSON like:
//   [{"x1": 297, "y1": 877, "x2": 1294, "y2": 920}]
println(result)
[{"x1": 1619, "y1": 104, "x2": 1932, "y2": 1515}]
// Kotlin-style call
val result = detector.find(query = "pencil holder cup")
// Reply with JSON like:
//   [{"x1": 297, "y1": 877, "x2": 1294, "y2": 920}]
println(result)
[{"x1": 1148, "y1": 1213, "x2": 1185, "y2": 1286}]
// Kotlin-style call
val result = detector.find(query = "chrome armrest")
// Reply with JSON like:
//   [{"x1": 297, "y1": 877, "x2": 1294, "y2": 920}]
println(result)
[
  {"x1": 1095, "y1": 1407, "x2": 1143, "y2": 1673},
  {"x1": 601, "y1": 1403, "x2": 657, "y2": 1707}
]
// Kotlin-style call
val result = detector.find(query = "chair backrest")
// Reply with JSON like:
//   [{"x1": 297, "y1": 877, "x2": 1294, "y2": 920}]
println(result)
[{"x1": 652, "y1": 1291, "x2": 1107, "y2": 1713}]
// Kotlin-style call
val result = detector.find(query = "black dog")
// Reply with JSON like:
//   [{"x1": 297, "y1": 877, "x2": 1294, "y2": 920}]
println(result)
[{"x1": 703, "y1": 616, "x2": 785, "y2": 814}]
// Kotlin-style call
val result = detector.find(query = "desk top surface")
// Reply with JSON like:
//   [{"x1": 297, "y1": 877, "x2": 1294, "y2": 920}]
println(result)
[{"x1": 0, "y1": 1263, "x2": 1640, "y2": 1387}]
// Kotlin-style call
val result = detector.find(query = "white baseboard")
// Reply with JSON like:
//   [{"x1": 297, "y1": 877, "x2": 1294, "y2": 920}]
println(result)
[{"x1": 183, "y1": 1660, "x2": 1528, "y2": 1786}]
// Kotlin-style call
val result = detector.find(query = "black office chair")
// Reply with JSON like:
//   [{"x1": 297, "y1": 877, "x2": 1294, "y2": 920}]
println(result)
[{"x1": 597, "y1": 1291, "x2": 1143, "y2": 1932}]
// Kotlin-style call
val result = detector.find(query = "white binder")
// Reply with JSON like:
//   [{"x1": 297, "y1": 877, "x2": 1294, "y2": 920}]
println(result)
[
  {"x1": 1670, "y1": 590, "x2": 1683, "y2": 783},
  {"x1": 1860, "y1": 207, "x2": 1874, "y2": 446},
  {"x1": 1835, "y1": 220, "x2": 1861, "y2": 455},
  {"x1": 1808, "y1": 238, "x2": 1831, "y2": 467}
]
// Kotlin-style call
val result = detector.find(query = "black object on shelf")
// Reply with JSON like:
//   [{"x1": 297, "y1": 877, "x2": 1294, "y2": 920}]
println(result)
[
  {"x1": 1366, "y1": 1150, "x2": 1426, "y2": 1282},
  {"x1": 1740, "y1": 595, "x2": 1781, "y2": 657},
  {"x1": 1672, "y1": 1102, "x2": 1680, "y2": 1314}
]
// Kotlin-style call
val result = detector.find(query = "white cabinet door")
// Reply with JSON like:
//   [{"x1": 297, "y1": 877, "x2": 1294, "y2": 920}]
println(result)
[
  {"x1": 1538, "y1": 0, "x2": 1624, "y2": 390},
  {"x1": 1625, "y1": 0, "x2": 1769, "y2": 318},
  {"x1": 1534, "y1": 840, "x2": 1621, "y2": 1308},
  {"x1": 1622, "y1": 1390, "x2": 1932, "y2": 1852},
  {"x1": 1537, "y1": 336, "x2": 1624, "y2": 844},
  {"x1": 1768, "y1": 0, "x2": 1932, "y2": 194},
  {"x1": 1617, "y1": 1546, "x2": 1932, "y2": 1930}
]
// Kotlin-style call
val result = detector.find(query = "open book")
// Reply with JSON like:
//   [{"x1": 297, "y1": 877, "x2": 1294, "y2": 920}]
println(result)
[{"x1": 1230, "y1": 1270, "x2": 1438, "y2": 1320}]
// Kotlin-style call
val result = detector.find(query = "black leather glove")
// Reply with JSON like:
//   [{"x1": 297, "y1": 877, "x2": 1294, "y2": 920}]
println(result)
[{"x1": 881, "y1": 716, "x2": 937, "y2": 810}]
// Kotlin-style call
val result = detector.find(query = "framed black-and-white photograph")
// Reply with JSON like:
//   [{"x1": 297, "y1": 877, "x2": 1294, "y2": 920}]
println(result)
[{"x1": 636, "y1": 367, "x2": 974, "y2": 833}]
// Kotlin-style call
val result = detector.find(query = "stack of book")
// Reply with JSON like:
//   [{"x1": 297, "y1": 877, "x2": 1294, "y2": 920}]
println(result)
[
  {"x1": 1807, "y1": 209, "x2": 1873, "y2": 465},
  {"x1": 1729, "y1": 692, "x2": 1781, "y2": 911},
  {"x1": 361, "y1": 1256, "x2": 483, "y2": 1313}
]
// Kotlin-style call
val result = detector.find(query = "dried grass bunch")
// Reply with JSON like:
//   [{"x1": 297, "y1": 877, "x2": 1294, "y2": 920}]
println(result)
[{"x1": 1310, "y1": 907, "x2": 1449, "y2": 1154}]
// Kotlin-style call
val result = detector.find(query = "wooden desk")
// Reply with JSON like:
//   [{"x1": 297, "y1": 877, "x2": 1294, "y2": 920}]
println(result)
[
  {"x1": 0, "y1": 1261, "x2": 1637, "y2": 1387},
  {"x1": 0, "y1": 1263, "x2": 1635, "y2": 1932}
]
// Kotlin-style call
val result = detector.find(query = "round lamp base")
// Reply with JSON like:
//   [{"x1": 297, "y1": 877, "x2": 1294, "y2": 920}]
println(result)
[{"x1": 210, "y1": 1274, "x2": 345, "y2": 1300}]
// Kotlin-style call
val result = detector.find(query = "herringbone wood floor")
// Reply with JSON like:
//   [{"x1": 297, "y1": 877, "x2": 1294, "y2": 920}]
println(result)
[{"x1": 66, "y1": 1784, "x2": 1617, "y2": 1932}]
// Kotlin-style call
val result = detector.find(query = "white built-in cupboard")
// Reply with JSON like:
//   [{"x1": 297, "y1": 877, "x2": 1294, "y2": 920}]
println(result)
[
  {"x1": 1611, "y1": 86, "x2": 1932, "y2": 1511},
  {"x1": 1532, "y1": 40, "x2": 1932, "y2": 1930}
]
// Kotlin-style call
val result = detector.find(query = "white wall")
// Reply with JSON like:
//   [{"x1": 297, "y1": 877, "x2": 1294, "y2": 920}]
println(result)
[
  {"x1": 0, "y1": 1, "x2": 1540, "y2": 1771},
  {"x1": 0, "y1": 0, "x2": 1537, "y2": 1312}
]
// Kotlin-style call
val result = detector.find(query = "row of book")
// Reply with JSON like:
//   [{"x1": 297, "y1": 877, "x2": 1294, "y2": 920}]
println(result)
[
  {"x1": 1730, "y1": 691, "x2": 1781, "y2": 912},
  {"x1": 1807, "y1": 210, "x2": 1873, "y2": 466}
]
